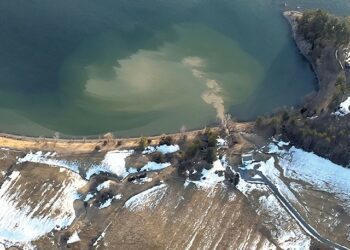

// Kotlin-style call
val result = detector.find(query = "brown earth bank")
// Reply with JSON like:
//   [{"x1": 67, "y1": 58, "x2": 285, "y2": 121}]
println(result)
[
  {"x1": 256, "y1": 10, "x2": 350, "y2": 167},
  {"x1": 0, "y1": 127, "x2": 216, "y2": 154},
  {"x1": 0, "y1": 122, "x2": 254, "y2": 154}
]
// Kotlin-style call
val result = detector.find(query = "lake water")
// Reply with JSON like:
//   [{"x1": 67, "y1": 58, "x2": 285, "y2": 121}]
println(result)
[{"x1": 0, "y1": 0, "x2": 349, "y2": 137}]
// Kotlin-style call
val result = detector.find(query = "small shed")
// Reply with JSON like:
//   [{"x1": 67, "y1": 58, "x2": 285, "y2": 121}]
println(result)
[{"x1": 241, "y1": 153, "x2": 253, "y2": 166}]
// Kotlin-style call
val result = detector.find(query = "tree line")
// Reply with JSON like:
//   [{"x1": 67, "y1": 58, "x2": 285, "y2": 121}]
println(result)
[{"x1": 298, "y1": 9, "x2": 350, "y2": 48}]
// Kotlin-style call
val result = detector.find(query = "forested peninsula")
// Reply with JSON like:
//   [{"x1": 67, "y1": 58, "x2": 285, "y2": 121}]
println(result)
[{"x1": 257, "y1": 10, "x2": 350, "y2": 166}]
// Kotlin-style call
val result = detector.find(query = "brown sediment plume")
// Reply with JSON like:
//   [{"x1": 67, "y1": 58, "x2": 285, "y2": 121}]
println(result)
[
  {"x1": 182, "y1": 56, "x2": 225, "y2": 123},
  {"x1": 201, "y1": 79, "x2": 225, "y2": 122}
]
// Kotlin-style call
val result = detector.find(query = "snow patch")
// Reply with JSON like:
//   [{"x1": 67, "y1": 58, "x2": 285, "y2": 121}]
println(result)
[
  {"x1": 85, "y1": 150, "x2": 133, "y2": 179},
  {"x1": 96, "y1": 181, "x2": 114, "y2": 191},
  {"x1": 67, "y1": 231, "x2": 80, "y2": 244},
  {"x1": 124, "y1": 184, "x2": 167, "y2": 212},
  {"x1": 184, "y1": 157, "x2": 227, "y2": 189},
  {"x1": 267, "y1": 139, "x2": 289, "y2": 154},
  {"x1": 216, "y1": 137, "x2": 227, "y2": 147},
  {"x1": 18, "y1": 149, "x2": 170, "y2": 182},
  {"x1": 344, "y1": 47, "x2": 350, "y2": 65},
  {"x1": 133, "y1": 176, "x2": 153, "y2": 184},
  {"x1": 236, "y1": 178, "x2": 268, "y2": 196},
  {"x1": 17, "y1": 151, "x2": 80, "y2": 174},
  {"x1": 334, "y1": 96, "x2": 350, "y2": 116},
  {"x1": 101, "y1": 150, "x2": 133, "y2": 177},
  {"x1": 139, "y1": 162, "x2": 171, "y2": 172},
  {"x1": 277, "y1": 140, "x2": 290, "y2": 147},
  {"x1": 267, "y1": 144, "x2": 280, "y2": 154},
  {"x1": 307, "y1": 115, "x2": 318, "y2": 120},
  {"x1": 99, "y1": 194, "x2": 122, "y2": 209},
  {"x1": 142, "y1": 144, "x2": 179, "y2": 154},
  {"x1": 84, "y1": 193, "x2": 95, "y2": 202}
]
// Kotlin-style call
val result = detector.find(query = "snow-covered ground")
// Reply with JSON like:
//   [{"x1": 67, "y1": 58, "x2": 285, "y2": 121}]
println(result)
[
  {"x1": 276, "y1": 146, "x2": 350, "y2": 208},
  {"x1": 132, "y1": 176, "x2": 153, "y2": 184},
  {"x1": 265, "y1": 139, "x2": 350, "y2": 209},
  {"x1": 0, "y1": 169, "x2": 86, "y2": 248},
  {"x1": 184, "y1": 156, "x2": 227, "y2": 189},
  {"x1": 87, "y1": 152, "x2": 172, "y2": 179},
  {"x1": 124, "y1": 184, "x2": 167, "y2": 212},
  {"x1": 96, "y1": 180, "x2": 114, "y2": 191},
  {"x1": 17, "y1": 149, "x2": 174, "y2": 180},
  {"x1": 138, "y1": 162, "x2": 171, "y2": 172},
  {"x1": 85, "y1": 150, "x2": 134, "y2": 179},
  {"x1": 334, "y1": 96, "x2": 350, "y2": 116},
  {"x1": 183, "y1": 138, "x2": 229, "y2": 190},
  {"x1": 17, "y1": 151, "x2": 80, "y2": 174},
  {"x1": 143, "y1": 144, "x2": 179, "y2": 154},
  {"x1": 267, "y1": 139, "x2": 290, "y2": 154},
  {"x1": 67, "y1": 231, "x2": 80, "y2": 244},
  {"x1": 99, "y1": 194, "x2": 122, "y2": 209},
  {"x1": 84, "y1": 193, "x2": 95, "y2": 202},
  {"x1": 344, "y1": 47, "x2": 350, "y2": 65},
  {"x1": 246, "y1": 158, "x2": 300, "y2": 205},
  {"x1": 236, "y1": 178, "x2": 268, "y2": 196},
  {"x1": 240, "y1": 140, "x2": 350, "y2": 248},
  {"x1": 216, "y1": 137, "x2": 227, "y2": 147}
]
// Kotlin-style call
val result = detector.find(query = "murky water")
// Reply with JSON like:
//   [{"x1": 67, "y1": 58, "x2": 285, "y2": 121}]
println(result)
[{"x1": 0, "y1": 0, "x2": 348, "y2": 137}]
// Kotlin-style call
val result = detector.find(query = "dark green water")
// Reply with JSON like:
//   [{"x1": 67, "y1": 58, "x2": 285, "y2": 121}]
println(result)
[{"x1": 0, "y1": 0, "x2": 349, "y2": 137}]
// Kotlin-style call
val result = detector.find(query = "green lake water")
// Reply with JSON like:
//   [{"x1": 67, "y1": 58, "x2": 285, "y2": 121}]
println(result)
[{"x1": 0, "y1": 0, "x2": 349, "y2": 137}]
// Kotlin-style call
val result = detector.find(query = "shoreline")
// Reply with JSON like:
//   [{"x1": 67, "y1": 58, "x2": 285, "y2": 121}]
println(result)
[
  {"x1": 0, "y1": 129, "x2": 205, "y2": 154},
  {"x1": 283, "y1": 11, "x2": 320, "y2": 88},
  {"x1": 0, "y1": 126, "x2": 212, "y2": 154},
  {"x1": 0, "y1": 121, "x2": 254, "y2": 154}
]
